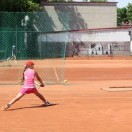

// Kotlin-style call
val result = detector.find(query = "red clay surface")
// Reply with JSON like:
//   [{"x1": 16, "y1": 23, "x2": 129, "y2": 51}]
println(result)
[{"x1": 1, "y1": 57, "x2": 132, "y2": 132}]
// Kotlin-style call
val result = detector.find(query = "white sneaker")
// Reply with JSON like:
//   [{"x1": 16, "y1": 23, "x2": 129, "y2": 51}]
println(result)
[
  {"x1": 1, "y1": 104, "x2": 11, "y2": 111},
  {"x1": 45, "y1": 101, "x2": 51, "y2": 106}
]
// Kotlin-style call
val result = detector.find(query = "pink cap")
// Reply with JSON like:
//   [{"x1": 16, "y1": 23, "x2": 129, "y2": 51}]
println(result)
[{"x1": 25, "y1": 61, "x2": 34, "y2": 67}]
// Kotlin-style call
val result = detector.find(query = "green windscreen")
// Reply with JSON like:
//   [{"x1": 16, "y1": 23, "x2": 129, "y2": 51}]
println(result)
[{"x1": 0, "y1": 12, "x2": 69, "y2": 84}]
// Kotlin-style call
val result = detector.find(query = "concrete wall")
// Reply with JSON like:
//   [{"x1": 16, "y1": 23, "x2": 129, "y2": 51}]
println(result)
[
  {"x1": 38, "y1": 28, "x2": 132, "y2": 57},
  {"x1": 69, "y1": 29, "x2": 130, "y2": 42},
  {"x1": 41, "y1": 2, "x2": 117, "y2": 30}
]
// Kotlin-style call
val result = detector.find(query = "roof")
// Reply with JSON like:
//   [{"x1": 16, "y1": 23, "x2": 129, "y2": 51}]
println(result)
[{"x1": 41, "y1": 2, "x2": 117, "y2": 6}]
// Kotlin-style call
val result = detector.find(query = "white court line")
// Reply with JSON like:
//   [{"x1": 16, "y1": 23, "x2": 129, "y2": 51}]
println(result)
[{"x1": 53, "y1": 67, "x2": 59, "y2": 81}]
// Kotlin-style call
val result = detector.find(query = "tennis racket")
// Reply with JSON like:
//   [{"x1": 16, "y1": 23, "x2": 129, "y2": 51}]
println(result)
[
  {"x1": 34, "y1": 81, "x2": 45, "y2": 90},
  {"x1": 35, "y1": 81, "x2": 41, "y2": 90}
]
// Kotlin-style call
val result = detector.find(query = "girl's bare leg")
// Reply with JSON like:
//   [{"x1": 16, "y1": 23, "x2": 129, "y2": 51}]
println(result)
[
  {"x1": 34, "y1": 92, "x2": 47, "y2": 103},
  {"x1": 34, "y1": 92, "x2": 51, "y2": 106},
  {"x1": 8, "y1": 93, "x2": 25, "y2": 105},
  {"x1": 1, "y1": 93, "x2": 24, "y2": 111}
]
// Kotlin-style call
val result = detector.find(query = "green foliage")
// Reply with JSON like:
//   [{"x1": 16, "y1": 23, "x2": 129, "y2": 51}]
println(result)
[
  {"x1": 117, "y1": 3, "x2": 132, "y2": 26},
  {"x1": 127, "y1": 3, "x2": 132, "y2": 23},
  {"x1": 117, "y1": 7, "x2": 128, "y2": 26},
  {"x1": 0, "y1": 0, "x2": 40, "y2": 12}
]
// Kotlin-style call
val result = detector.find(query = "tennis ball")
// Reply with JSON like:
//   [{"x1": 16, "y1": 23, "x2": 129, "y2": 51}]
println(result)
[{"x1": 64, "y1": 80, "x2": 68, "y2": 83}]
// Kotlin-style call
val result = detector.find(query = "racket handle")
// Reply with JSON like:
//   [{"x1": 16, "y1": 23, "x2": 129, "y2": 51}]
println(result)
[{"x1": 40, "y1": 84, "x2": 44, "y2": 87}]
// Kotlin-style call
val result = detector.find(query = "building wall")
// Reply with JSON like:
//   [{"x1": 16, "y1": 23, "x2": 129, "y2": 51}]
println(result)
[
  {"x1": 38, "y1": 28, "x2": 131, "y2": 57},
  {"x1": 41, "y1": 2, "x2": 117, "y2": 30},
  {"x1": 69, "y1": 29, "x2": 130, "y2": 42},
  {"x1": 68, "y1": 28, "x2": 130, "y2": 56}
]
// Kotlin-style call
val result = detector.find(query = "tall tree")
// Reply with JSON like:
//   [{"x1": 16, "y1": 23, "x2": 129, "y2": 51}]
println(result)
[
  {"x1": 127, "y1": 3, "x2": 132, "y2": 24},
  {"x1": 0, "y1": 0, "x2": 40, "y2": 12},
  {"x1": 117, "y1": 7, "x2": 128, "y2": 26}
]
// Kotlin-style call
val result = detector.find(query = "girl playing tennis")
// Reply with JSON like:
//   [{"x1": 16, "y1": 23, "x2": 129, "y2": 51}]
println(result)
[{"x1": 1, "y1": 60, "x2": 51, "y2": 111}]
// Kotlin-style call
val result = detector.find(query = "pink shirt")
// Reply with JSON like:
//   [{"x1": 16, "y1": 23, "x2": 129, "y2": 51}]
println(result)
[{"x1": 23, "y1": 68, "x2": 35, "y2": 88}]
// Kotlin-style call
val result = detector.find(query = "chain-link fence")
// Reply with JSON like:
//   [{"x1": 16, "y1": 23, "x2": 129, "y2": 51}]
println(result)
[
  {"x1": 0, "y1": 30, "x2": 67, "y2": 84},
  {"x1": 0, "y1": 31, "x2": 67, "y2": 60},
  {"x1": 0, "y1": 12, "x2": 132, "y2": 84},
  {"x1": 0, "y1": 12, "x2": 69, "y2": 84}
]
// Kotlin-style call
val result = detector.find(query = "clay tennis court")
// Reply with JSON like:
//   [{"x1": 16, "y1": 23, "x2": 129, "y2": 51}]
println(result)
[{"x1": 1, "y1": 57, "x2": 132, "y2": 132}]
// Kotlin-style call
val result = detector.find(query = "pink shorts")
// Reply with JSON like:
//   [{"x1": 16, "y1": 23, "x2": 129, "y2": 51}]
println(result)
[{"x1": 20, "y1": 88, "x2": 38, "y2": 94}]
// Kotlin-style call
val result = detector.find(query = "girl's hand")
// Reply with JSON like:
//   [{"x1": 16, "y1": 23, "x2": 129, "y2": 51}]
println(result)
[{"x1": 40, "y1": 84, "x2": 44, "y2": 87}]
